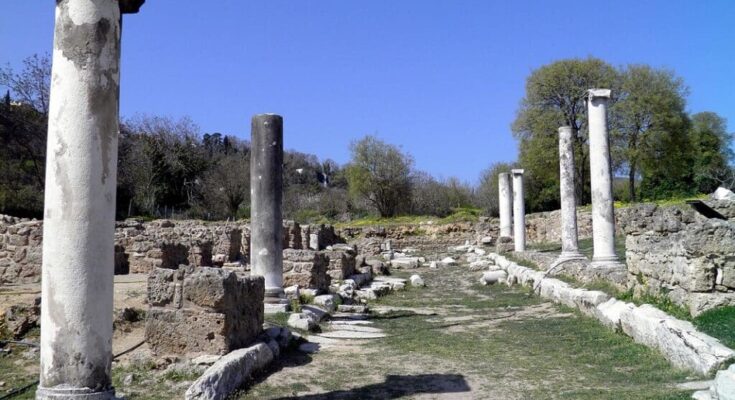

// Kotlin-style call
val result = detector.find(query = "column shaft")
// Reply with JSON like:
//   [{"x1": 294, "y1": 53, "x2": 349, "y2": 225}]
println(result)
[
  {"x1": 250, "y1": 114, "x2": 284, "y2": 298},
  {"x1": 512, "y1": 169, "x2": 525, "y2": 252},
  {"x1": 38, "y1": 1, "x2": 121, "y2": 398},
  {"x1": 587, "y1": 89, "x2": 620, "y2": 265},
  {"x1": 498, "y1": 173, "x2": 512, "y2": 238},
  {"x1": 558, "y1": 126, "x2": 583, "y2": 260}
]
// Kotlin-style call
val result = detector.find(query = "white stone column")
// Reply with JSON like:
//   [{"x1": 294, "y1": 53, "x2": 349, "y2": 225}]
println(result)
[
  {"x1": 512, "y1": 169, "x2": 525, "y2": 252},
  {"x1": 250, "y1": 114, "x2": 285, "y2": 300},
  {"x1": 557, "y1": 126, "x2": 584, "y2": 261},
  {"x1": 498, "y1": 172, "x2": 513, "y2": 238},
  {"x1": 38, "y1": 1, "x2": 128, "y2": 398},
  {"x1": 587, "y1": 89, "x2": 622, "y2": 268}
]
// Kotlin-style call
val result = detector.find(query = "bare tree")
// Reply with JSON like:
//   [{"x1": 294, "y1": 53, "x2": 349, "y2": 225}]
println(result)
[{"x1": 0, "y1": 53, "x2": 51, "y2": 115}]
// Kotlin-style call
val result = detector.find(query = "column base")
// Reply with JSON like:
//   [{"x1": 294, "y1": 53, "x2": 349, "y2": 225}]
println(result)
[
  {"x1": 36, "y1": 386, "x2": 115, "y2": 400},
  {"x1": 264, "y1": 289, "x2": 290, "y2": 314},
  {"x1": 589, "y1": 257, "x2": 628, "y2": 286},
  {"x1": 556, "y1": 251, "x2": 587, "y2": 263},
  {"x1": 591, "y1": 255, "x2": 624, "y2": 268},
  {"x1": 264, "y1": 287, "x2": 285, "y2": 300}
]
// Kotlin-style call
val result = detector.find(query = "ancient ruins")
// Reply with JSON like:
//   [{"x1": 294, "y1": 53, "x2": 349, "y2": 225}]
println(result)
[{"x1": 1, "y1": 1, "x2": 734, "y2": 400}]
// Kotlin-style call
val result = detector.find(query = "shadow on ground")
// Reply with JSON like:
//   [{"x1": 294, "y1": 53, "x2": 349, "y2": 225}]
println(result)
[{"x1": 270, "y1": 373, "x2": 470, "y2": 399}]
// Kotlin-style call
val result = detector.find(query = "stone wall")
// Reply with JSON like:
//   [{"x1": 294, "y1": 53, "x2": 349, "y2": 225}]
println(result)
[
  {"x1": 0, "y1": 215, "x2": 42, "y2": 284},
  {"x1": 282, "y1": 249, "x2": 330, "y2": 291},
  {"x1": 145, "y1": 266, "x2": 264, "y2": 356},
  {"x1": 525, "y1": 199, "x2": 735, "y2": 245},
  {"x1": 0, "y1": 216, "x2": 344, "y2": 284},
  {"x1": 623, "y1": 204, "x2": 735, "y2": 316}
]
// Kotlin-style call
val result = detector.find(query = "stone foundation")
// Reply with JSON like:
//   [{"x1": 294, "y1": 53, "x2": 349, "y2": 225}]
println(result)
[
  {"x1": 145, "y1": 266, "x2": 264, "y2": 356},
  {"x1": 282, "y1": 249, "x2": 330, "y2": 291}
]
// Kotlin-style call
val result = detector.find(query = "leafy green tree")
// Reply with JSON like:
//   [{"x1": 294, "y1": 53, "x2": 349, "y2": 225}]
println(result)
[
  {"x1": 476, "y1": 162, "x2": 517, "y2": 216},
  {"x1": 512, "y1": 57, "x2": 618, "y2": 210},
  {"x1": 637, "y1": 115, "x2": 694, "y2": 199},
  {"x1": 345, "y1": 135, "x2": 413, "y2": 217},
  {"x1": 688, "y1": 112, "x2": 733, "y2": 193},
  {"x1": 611, "y1": 65, "x2": 689, "y2": 201}
]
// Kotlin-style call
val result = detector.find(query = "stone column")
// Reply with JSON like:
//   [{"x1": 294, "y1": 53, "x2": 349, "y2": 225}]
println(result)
[
  {"x1": 498, "y1": 172, "x2": 513, "y2": 238},
  {"x1": 250, "y1": 114, "x2": 285, "y2": 300},
  {"x1": 587, "y1": 89, "x2": 622, "y2": 268},
  {"x1": 557, "y1": 126, "x2": 584, "y2": 261},
  {"x1": 512, "y1": 169, "x2": 525, "y2": 252},
  {"x1": 38, "y1": 1, "x2": 142, "y2": 398}
]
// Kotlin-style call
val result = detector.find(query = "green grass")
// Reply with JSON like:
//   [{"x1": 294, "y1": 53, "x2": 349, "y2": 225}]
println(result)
[
  {"x1": 576, "y1": 193, "x2": 708, "y2": 213},
  {"x1": 0, "y1": 344, "x2": 38, "y2": 399},
  {"x1": 370, "y1": 268, "x2": 692, "y2": 399},
  {"x1": 111, "y1": 359, "x2": 201, "y2": 400},
  {"x1": 694, "y1": 306, "x2": 735, "y2": 349}
]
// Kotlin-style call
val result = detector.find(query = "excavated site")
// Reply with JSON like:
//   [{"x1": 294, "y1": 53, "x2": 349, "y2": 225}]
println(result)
[{"x1": 3, "y1": 194, "x2": 735, "y2": 399}]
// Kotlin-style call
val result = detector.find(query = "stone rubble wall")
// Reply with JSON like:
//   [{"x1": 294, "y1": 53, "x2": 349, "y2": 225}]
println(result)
[
  {"x1": 0, "y1": 216, "x2": 342, "y2": 285},
  {"x1": 623, "y1": 204, "x2": 735, "y2": 316},
  {"x1": 282, "y1": 249, "x2": 330, "y2": 292},
  {"x1": 145, "y1": 265, "x2": 265, "y2": 356},
  {"x1": 0, "y1": 215, "x2": 43, "y2": 284}
]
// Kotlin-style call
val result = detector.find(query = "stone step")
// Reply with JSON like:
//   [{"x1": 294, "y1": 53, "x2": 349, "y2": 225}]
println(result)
[
  {"x1": 317, "y1": 330, "x2": 387, "y2": 339},
  {"x1": 326, "y1": 324, "x2": 383, "y2": 333}
]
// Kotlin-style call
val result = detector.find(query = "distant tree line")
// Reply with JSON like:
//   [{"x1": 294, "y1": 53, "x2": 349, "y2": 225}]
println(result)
[{"x1": 1, "y1": 54, "x2": 732, "y2": 220}]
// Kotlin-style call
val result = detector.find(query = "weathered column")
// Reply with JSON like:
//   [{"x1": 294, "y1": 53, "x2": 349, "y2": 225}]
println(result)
[
  {"x1": 38, "y1": 1, "x2": 142, "y2": 398},
  {"x1": 250, "y1": 114, "x2": 285, "y2": 300},
  {"x1": 512, "y1": 169, "x2": 525, "y2": 252},
  {"x1": 498, "y1": 172, "x2": 513, "y2": 238},
  {"x1": 557, "y1": 126, "x2": 584, "y2": 261},
  {"x1": 587, "y1": 89, "x2": 623, "y2": 268}
]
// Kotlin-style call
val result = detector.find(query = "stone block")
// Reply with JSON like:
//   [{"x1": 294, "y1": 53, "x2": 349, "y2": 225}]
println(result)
[
  {"x1": 185, "y1": 342, "x2": 274, "y2": 400},
  {"x1": 321, "y1": 249, "x2": 356, "y2": 281},
  {"x1": 146, "y1": 266, "x2": 264, "y2": 356},
  {"x1": 620, "y1": 304, "x2": 734, "y2": 375},
  {"x1": 282, "y1": 249, "x2": 330, "y2": 291}
]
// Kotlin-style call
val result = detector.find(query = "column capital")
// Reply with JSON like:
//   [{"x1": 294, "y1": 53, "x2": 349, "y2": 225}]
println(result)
[
  {"x1": 511, "y1": 169, "x2": 524, "y2": 176},
  {"x1": 558, "y1": 126, "x2": 572, "y2": 134},
  {"x1": 120, "y1": 0, "x2": 145, "y2": 14},
  {"x1": 587, "y1": 88, "x2": 611, "y2": 99}
]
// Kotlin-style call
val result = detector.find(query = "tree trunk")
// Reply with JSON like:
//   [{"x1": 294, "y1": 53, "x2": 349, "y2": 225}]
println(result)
[{"x1": 629, "y1": 162, "x2": 636, "y2": 202}]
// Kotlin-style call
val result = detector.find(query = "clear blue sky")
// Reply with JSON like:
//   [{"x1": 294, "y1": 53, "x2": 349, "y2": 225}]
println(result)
[{"x1": 2, "y1": 1, "x2": 734, "y2": 184}]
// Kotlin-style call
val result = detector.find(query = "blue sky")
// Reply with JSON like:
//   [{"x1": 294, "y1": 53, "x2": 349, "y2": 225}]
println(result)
[{"x1": 2, "y1": 1, "x2": 734, "y2": 183}]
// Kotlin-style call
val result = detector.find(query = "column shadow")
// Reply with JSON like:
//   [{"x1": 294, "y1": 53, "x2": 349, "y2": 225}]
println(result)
[{"x1": 270, "y1": 373, "x2": 471, "y2": 399}]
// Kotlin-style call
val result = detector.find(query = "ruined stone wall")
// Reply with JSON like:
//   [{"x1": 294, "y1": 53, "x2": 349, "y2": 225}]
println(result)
[
  {"x1": 114, "y1": 219, "x2": 246, "y2": 273},
  {"x1": 282, "y1": 249, "x2": 330, "y2": 291},
  {"x1": 0, "y1": 216, "x2": 345, "y2": 285},
  {"x1": 623, "y1": 204, "x2": 735, "y2": 316},
  {"x1": 339, "y1": 222, "x2": 479, "y2": 255},
  {"x1": 0, "y1": 215, "x2": 43, "y2": 284}
]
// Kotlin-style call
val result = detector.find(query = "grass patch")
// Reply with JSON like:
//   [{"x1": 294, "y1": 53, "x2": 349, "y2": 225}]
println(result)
[
  {"x1": 0, "y1": 343, "x2": 38, "y2": 400},
  {"x1": 694, "y1": 306, "x2": 735, "y2": 349},
  {"x1": 111, "y1": 359, "x2": 200, "y2": 400},
  {"x1": 265, "y1": 312, "x2": 290, "y2": 328},
  {"x1": 371, "y1": 269, "x2": 691, "y2": 399}
]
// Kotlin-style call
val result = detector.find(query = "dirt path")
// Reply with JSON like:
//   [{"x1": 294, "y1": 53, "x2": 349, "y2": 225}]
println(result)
[{"x1": 241, "y1": 261, "x2": 695, "y2": 400}]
